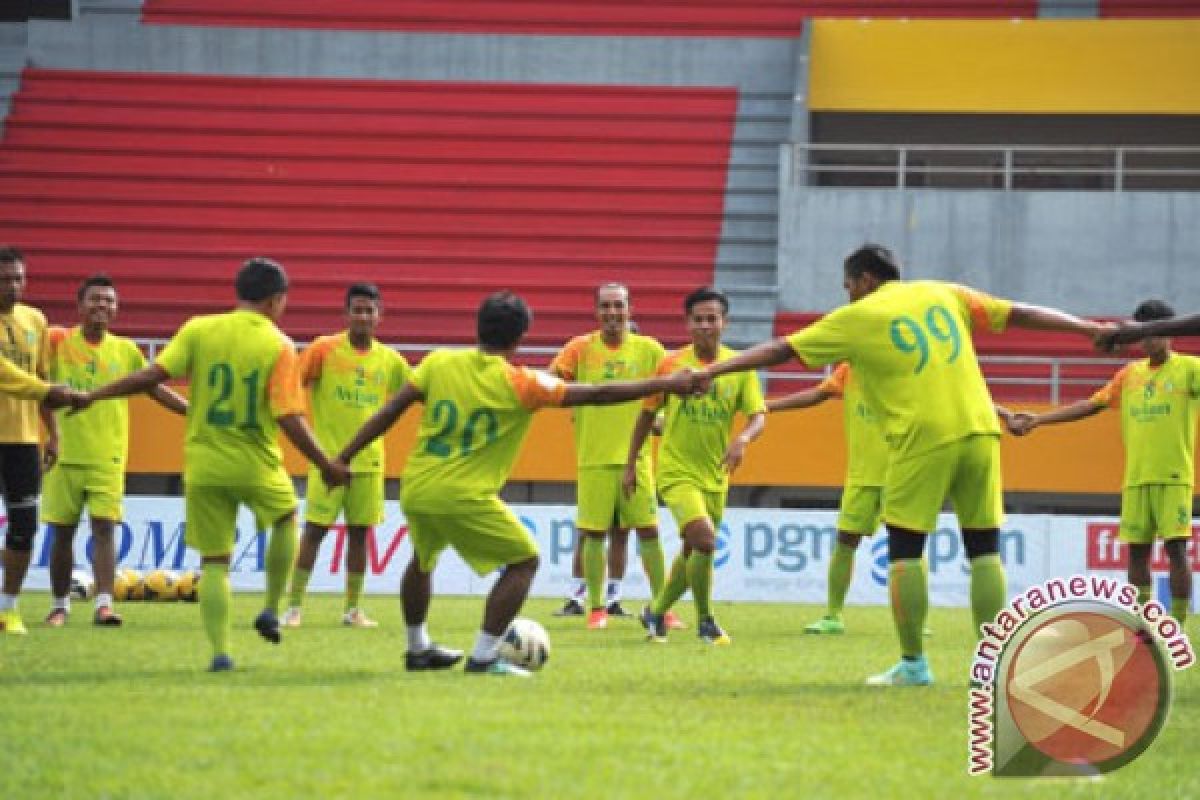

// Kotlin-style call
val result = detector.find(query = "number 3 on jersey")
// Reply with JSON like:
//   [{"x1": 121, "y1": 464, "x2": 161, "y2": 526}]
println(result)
[
  {"x1": 425, "y1": 399, "x2": 499, "y2": 457},
  {"x1": 206, "y1": 362, "x2": 261, "y2": 429},
  {"x1": 889, "y1": 304, "x2": 961, "y2": 374}
]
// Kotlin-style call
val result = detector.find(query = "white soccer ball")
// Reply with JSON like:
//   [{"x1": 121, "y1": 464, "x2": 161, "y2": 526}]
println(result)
[
  {"x1": 69, "y1": 569, "x2": 96, "y2": 601},
  {"x1": 499, "y1": 617, "x2": 550, "y2": 671}
]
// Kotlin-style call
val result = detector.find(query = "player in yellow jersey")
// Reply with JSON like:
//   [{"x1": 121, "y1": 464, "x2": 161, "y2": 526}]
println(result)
[
  {"x1": 0, "y1": 247, "x2": 62, "y2": 635},
  {"x1": 81, "y1": 258, "x2": 349, "y2": 671},
  {"x1": 1011, "y1": 300, "x2": 1198, "y2": 625},
  {"x1": 550, "y1": 283, "x2": 674, "y2": 630},
  {"x1": 337, "y1": 291, "x2": 694, "y2": 676},
  {"x1": 284, "y1": 283, "x2": 411, "y2": 629},
  {"x1": 630, "y1": 287, "x2": 766, "y2": 646},
  {"x1": 694, "y1": 244, "x2": 1106, "y2": 685},
  {"x1": 43, "y1": 275, "x2": 187, "y2": 628}
]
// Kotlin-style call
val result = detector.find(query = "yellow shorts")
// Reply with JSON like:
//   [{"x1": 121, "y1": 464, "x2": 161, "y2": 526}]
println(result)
[
  {"x1": 185, "y1": 470, "x2": 297, "y2": 557},
  {"x1": 883, "y1": 434, "x2": 1003, "y2": 533},
  {"x1": 1120, "y1": 484, "x2": 1194, "y2": 544},
  {"x1": 41, "y1": 463, "x2": 124, "y2": 525},
  {"x1": 576, "y1": 464, "x2": 657, "y2": 532},
  {"x1": 660, "y1": 482, "x2": 725, "y2": 532},
  {"x1": 305, "y1": 469, "x2": 384, "y2": 527},
  {"x1": 837, "y1": 485, "x2": 883, "y2": 536},
  {"x1": 403, "y1": 496, "x2": 538, "y2": 576}
]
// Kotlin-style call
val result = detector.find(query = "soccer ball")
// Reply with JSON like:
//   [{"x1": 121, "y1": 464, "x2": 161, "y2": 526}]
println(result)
[
  {"x1": 143, "y1": 569, "x2": 179, "y2": 601},
  {"x1": 176, "y1": 569, "x2": 201, "y2": 603},
  {"x1": 115, "y1": 568, "x2": 145, "y2": 601},
  {"x1": 499, "y1": 618, "x2": 550, "y2": 671},
  {"x1": 69, "y1": 569, "x2": 95, "y2": 601}
]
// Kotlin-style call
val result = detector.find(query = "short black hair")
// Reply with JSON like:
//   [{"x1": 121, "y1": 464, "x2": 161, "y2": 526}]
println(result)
[
  {"x1": 477, "y1": 291, "x2": 531, "y2": 350},
  {"x1": 236, "y1": 257, "x2": 289, "y2": 303},
  {"x1": 1133, "y1": 299, "x2": 1175, "y2": 323},
  {"x1": 684, "y1": 286, "x2": 729, "y2": 316},
  {"x1": 0, "y1": 246, "x2": 25, "y2": 266},
  {"x1": 345, "y1": 282, "x2": 381, "y2": 309},
  {"x1": 844, "y1": 244, "x2": 901, "y2": 282},
  {"x1": 77, "y1": 274, "x2": 116, "y2": 303}
]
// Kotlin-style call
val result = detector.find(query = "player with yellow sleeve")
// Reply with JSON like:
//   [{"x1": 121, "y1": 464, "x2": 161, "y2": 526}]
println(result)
[
  {"x1": 1011, "y1": 299, "x2": 1199, "y2": 625},
  {"x1": 42, "y1": 275, "x2": 187, "y2": 628},
  {"x1": 629, "y1": 287, "x2": 766, "y2": 646},
  {"x1": 550, "y1": 283, "x2": 669, "y2": 630},
  {"x1": 337, "y1": 292, "x2": 694, "y2": 676},
  {"x1": 284, "y1": 283, "x2": 410, "y2": 629},
  {"x1": 696, "y1": 244, "x2": 1106, "y2": 686},
  {"x1": 82, "y1": 258, "x2": 349, "y2": 671}
]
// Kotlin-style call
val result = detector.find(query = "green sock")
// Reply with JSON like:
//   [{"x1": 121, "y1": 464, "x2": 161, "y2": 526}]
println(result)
[
  {"x1": 687, "y1": 551, "x2": 715, "y2": 620},
  {"x1": 583, "y1": 536, "x2": 607, "y2": 611},
  {"x1": 200, "y1": 563, "x2": 231, "y2": 658},
  {"x1": 889, "y1": 558, "x2": 927, "y2": 658},
  {"x1": 969, "y1": 553, "x2": 1007, "y2": 633},
  {"x1": 827, "y1": 541, "x2": 856, "y2": 618},
  {"x1": 1137, "y1": 585, "x2": 1152, "y2": 606},
  {"x1": 265, "y1": 515, "x2": 297, "y2": 615},
  {"x1": 289, "y1": 567, "x2": 311, "y2": 609},
  {"x1": 652, "y1": 554, "x2": 689, "y2": 615},
  {"x1": 1171, "y1": 597, "x2": 1189, "y2": 624},
  {"x1": 345, "y1": 572, "x2": 365, "y2": 612},
  {"x1": 638, "y1": 537, "x2": 666, "y2": 599}
]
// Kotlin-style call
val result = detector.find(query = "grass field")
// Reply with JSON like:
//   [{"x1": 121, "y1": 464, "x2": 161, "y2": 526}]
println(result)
[{"x1": 1, "y1": 592, "x2": 1195, "y2": 799}]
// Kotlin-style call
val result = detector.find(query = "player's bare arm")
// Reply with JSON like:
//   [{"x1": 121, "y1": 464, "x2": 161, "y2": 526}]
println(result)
[
  {"x1": 149, "y1": 384, "x2": 188, "y2": 416},
  {"x1": 82, "y1": 363, "x2": 170, "y2": 408},
  {"x1": 277, "y1": 414, "x2": 348, "y2": 488},
  {"x1": 767, "y1": 386, "x2": 835, "y2": 413},
  {"x1": 1008, "y1": 399, "x2": 1104, "y2": 436},
  {"x1": 1007, "y1": 303, "x2": 1111, "y2": 341},
  {"x1": 622, "y1": 410, "x2": 658, "y2": 499},
  {"x1": 696, "y1": 337, "x2": 793, "y2": 394},
  {"x1": 560, "y1": 369, "x2": 693, "y2": 408},
  {"x1": 338, "y1": 382, "x2": 423, "y2": 465},
  {"x1": 39, "y1": 404, "x2": 59, "y2": 469},
  {"x1": 721, "y1": 411, "x2": 767, "y2": 473},
  {"x1": 1098, "y1": 312, "x2": 1200, "y2": 351}
]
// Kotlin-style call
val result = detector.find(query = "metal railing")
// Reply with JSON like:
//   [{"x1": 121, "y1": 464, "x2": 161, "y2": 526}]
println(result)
[{"x1": 788, "y1": 143, "x2": 1200, "y2": 191}]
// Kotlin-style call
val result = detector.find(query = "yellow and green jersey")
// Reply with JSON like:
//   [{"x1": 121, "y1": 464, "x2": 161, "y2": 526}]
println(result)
[
  {"x1": 788, "y1": 280, "x2": 1011, "y2": 461},
  {"x1": 402, "y1": 349, "x2": 567, "y2": 510},
  {"x1": 648, "y1": 344, "x2": 765, "y2": 494},
  {"x1": 47, "y1": 326, "x2": 146, "y2": 468},
  {"x1": 818, "y1": 363, "x2": 888, "y2": 487},
  {"x1": 0, "y1": 354, "x2": 47, "y2": 401},
  {"x1": 156, "y1": 309, "x2": 305, "y2": 486},
  {"x1": 550, "y1": 330, "x2": 665, "y2": 467},
  {"x1": 1092, "y1": 353, "x2": 1200, "y2": 488},
  {"x1": 300, "y1": 332, "x2": 410, "y2": 473},
  {"x1": 0, "y1": 302, "x2": 49, "y2": 444}
]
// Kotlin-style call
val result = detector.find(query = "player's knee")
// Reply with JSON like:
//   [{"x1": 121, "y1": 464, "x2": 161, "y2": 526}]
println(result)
[
  {"x1": 963, "y1": 531, "x2": 999, "y2": 560},
  {"x1": 5, "y1": 505, "x2": 38, "y2": 552},
  {"x1": 887, "y1": 528, "x2": 925, "y2": 561}
]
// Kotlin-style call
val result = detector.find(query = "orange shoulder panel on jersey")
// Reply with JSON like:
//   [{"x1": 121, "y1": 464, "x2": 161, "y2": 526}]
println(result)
[
  {"x1": 1091, "y1": 364, "x2": 1130, "y2": 409},
  {"x1": 549, "y1": 333, "x2": 591, "y2": 380},
  {"x1": 508, "y1": 364, "x2": 567, "y2": 410},
  {"x1": 643, "y1": 349, "x2": 687, "y2": 410},
  {"x1": 268, "y1": 343, "x2": 305, "y2": 418},
  {"x1": 299, "y1": 334, "x2": 339, "y2": 386},
  {"x1": 47, "y1": 326, "x2": 69, "y2": 349},
  {"x1": 950, "y1": 284, "x2": 1009, "y2": 333},
  {"x1": 817, "y1": 362, "x2": 850, "y2": 396}
]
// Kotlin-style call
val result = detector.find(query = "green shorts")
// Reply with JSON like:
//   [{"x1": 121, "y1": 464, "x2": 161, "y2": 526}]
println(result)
[
  {"x1": 42, "y1": 463, "x2": 124, "y2": 525},
  {"x1": 660, "y1": 482, "x2": 725, "y2": 532},
  {"x1": 185, "y1": 469, "x2": 297, "y2": 557},
  {"x1": 403, "y1": 496, "x2": 539, "y2": 577},
  {"x1": 837, "y1": 485, "x2": 883, "y2": 536},
  {"x1": 305, "y1": 468, "x2": 384, "y2": 527},
  {"x1": 576, "y1": 464, "x2": 657, "y2": 532},
  {"x1": 1120, "y1": 484, "x2": 1194, "y2": 544},
  {"x1": 883, "y1": 434, "x2": 1003, "y2": 533}
]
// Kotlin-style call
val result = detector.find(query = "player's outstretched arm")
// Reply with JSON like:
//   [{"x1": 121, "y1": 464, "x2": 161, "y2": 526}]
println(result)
[
  {"x1": 338, "y1": 383, "x2": 422, "y2": 465},
  {"x1": 767, "y1": 387, "x2": 834, "y2": 413},
  {"x1": 278, "y1": 413, "x2": 349, "y2": 487},
  {"x1": 1008, "y1": 303, "x2": 1109, "y2": 341},
  {"x1": 84, "y1": 364, "x2": 170, "y2": 408},
  {"x1": 1099, "y1": 312, "x2": 1200, "y2": 351},
  {"x1": 149, "y1": 384, "x2": 188, "y2": 416},
  {"x1": 561, "y1": 370, "x2": 692, "y2": 408},
  {"x1": 1009, "y1": 399, "x2": 1103, "y2": 436},
  {"x1": 703, "y1": 338, "x2": 794, "y2": 384},
  {"x1": 622, "y1": 410, "x2": 658, "y2": 498}
]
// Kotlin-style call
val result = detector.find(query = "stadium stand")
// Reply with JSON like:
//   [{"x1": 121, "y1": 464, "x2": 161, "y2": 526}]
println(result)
[
  {"x1": 0, "y1": 68, "x2": 736, "y2": 346},
  {"x1": 140, "y1": 1, "x2": 1038, "y2": 37}
]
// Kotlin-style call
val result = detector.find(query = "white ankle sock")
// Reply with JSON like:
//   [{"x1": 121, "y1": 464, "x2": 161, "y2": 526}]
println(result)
[
  {"x1": 471, "y1": 631, "x2": 502, "y2": 662},
  {"x1": 407, "y1": 624, "x2": 432, "y2": 653}
]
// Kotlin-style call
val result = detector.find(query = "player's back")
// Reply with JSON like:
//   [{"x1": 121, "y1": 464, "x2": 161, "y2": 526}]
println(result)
[
  {"x1": 402, "y1": 348, "x2": 563, "y2": 509},
  {"x1": 158, "y1": 309, "x2": 300, "y2": 486}
]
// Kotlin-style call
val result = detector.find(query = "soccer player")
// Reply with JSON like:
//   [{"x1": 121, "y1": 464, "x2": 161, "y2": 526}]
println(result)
[
  {"x1": 692, "y1": 244, "x2": 1106, "y2": 685},
  {"x1": 549, "y1": 283, "x2": 673, "y2": 630},
  {"x1": 630, "y1": 287, "x2": 766, "y2": 646},
  {"x1": 283, "y1": 283, "x2": 411, "y2": 629},
  {"x1": 43, "y1": 275, "x2": 188, "y2": 628},
  {"x1": 1011, "y1": 300, "x2": 1196, "y2": 624},
  {"x1": 0, "y1": 247, "x2": 60, "y2": 635},
  {"x1": 81, "y1": 258, "x2": 349, "y2": 671},
  {"x1": 336, "y1": 291, "x2": 693, "y2": 676}
]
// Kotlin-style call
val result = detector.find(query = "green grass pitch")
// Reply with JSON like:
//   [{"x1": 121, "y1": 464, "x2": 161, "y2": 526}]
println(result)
[{"x1": 2, "y1": 593, "x2": 1196, "y2": 799}]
